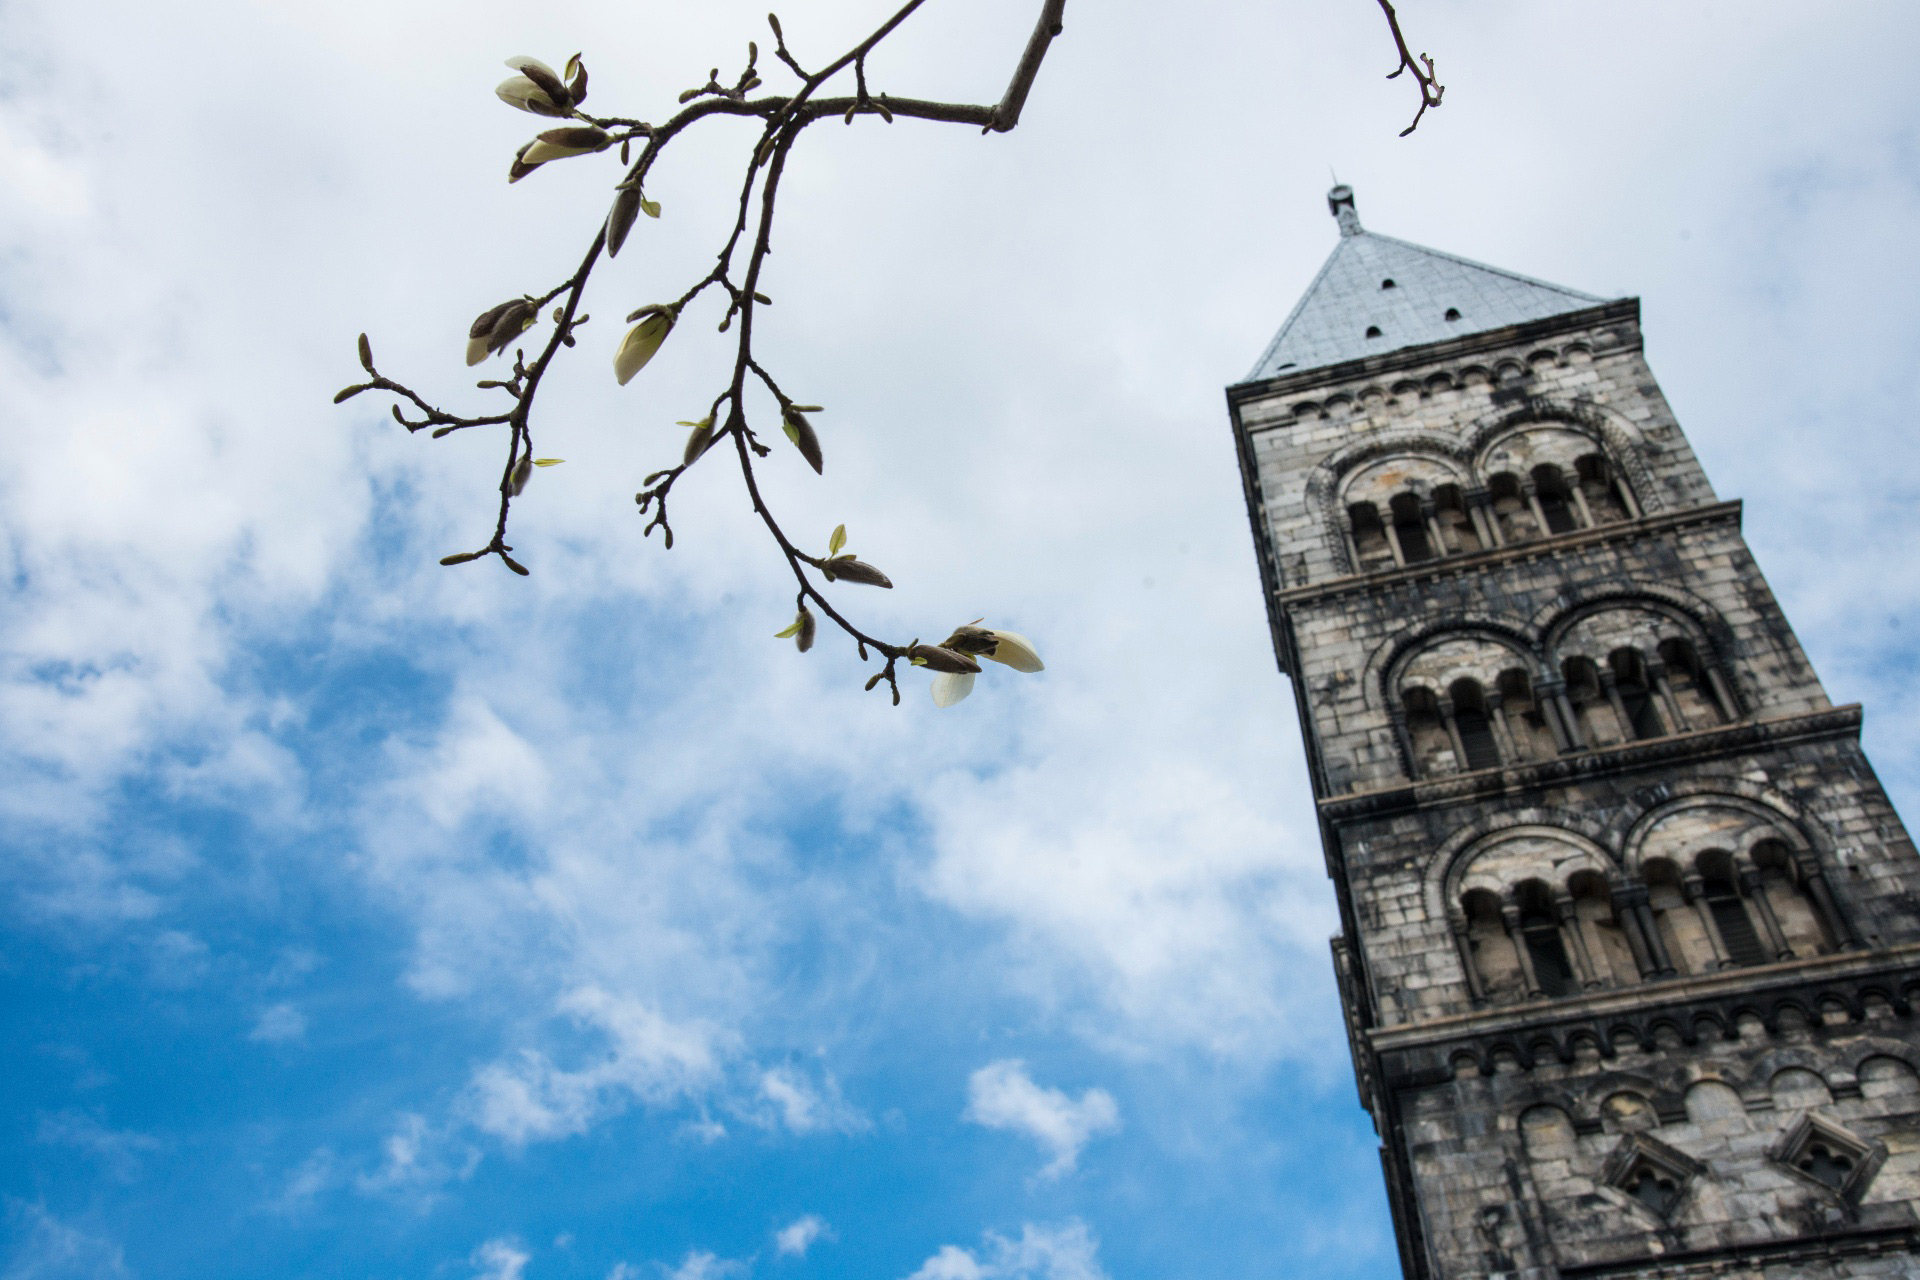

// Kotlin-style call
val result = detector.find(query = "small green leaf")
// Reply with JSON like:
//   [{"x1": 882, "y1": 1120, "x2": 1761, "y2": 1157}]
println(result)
[
  {"x1": 790, "y1": 404, "x2": 824, "y2": 413},
  {"x1": 533, "y1": 458, "x2": 564, "y2": 467},
  {"x1": 828, "y1": 523, "x2": 847, "y2": 556},
  {"x1": 774, "y1": 620, "x2": 803, "y2": 638},
  {"x1": 640, "y1": 198, "x2": 661, "y2": 219}
]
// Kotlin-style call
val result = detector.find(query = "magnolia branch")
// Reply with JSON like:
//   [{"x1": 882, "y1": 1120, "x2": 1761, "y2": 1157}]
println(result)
[{"x1": 335, "y1": 0, "x2": 1435, "y2": 704}]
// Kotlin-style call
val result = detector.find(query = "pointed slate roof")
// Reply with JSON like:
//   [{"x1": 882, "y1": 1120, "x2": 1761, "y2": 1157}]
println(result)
[{"x1": 1245, "y1": 187, "x2": 1603, "y2": 382}]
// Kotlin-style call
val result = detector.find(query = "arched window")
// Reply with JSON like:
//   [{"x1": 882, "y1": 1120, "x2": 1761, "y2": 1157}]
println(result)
[
  {"x1": 1462, "y1": 888, "x2": 1524, "y2": 1004},
  {"x1": 1488, "y1": 472, "x2": 1535, "y2": 543},
  {"x1": 1657, "y1": 637, "x2": 1727, "y2": 727},
  {"x1": 1496, "y1": 669, "x2": 1557, "y2": 761},
  {"x1": 1348, "y1": 501, "x2": 1394, "y2": 570},
  {"x1": 1751, "y1": 839, "x2": 1832, "y2": 957},
  {"x1": 1448, "y1": 679, "x2": 1501, "y2": 771},
  {"x1": 1609, "y1": 647, "x2": 1665, "y2": 740},
  {"x1": 1515, "y1": 881, "x2": 1578, "y2": 997},
  {"x1": 1569, "y1": 870, "x2": 1634, "y2": 986},
  {"x1": 1402, "y1": 686, "x2": 1453, "y2": 777},
  {"x1": 1388, "y1": 492, "x2": 1435, "y2": 563},
  {"x1": 1432, "y1": 484, "x2": 1482, "y2": 555},
  {"x1": 1531, "y1": 463, "x2": 1581, "y2": 534},
  {"x1": 1697, "y1": 850, "x2": 1769, "y2": 968},
  {"x1": 1574, "y1": 453, "x2": 1633, "y2": 523},
  {"x1": 1563, "y1": 656, "x2": 1616, "y2": 746}
]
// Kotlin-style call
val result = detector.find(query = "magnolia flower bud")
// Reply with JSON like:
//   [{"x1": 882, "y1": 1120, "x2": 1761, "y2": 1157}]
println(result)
[
  {"x1": 521, "y1": 127, "x2": 610, "y2": 165},
  {"x1": 931, "y1": 671, "x2": 977, "y2": 707},
  {"x1": 467, "y1": 299, "x2": 535, "y2": 364},
  {"x1": 940, "y1": 625, "x2": 998, "y2": 656},
  {"x1": 782, "y1": 409, "x2": 823, "y2": 474},
  {"x1": 507, "y1": 454, "x2": 533, "y2": 496},
  {"x1": 822, "y1": 556, "x2": 891, "y2": 588},
  {"x1": 614, "y1": 309, "x2": 675, "y2": 385},
  {"x1": 773, "y1": 605, "x2": 817, "y2": 652},
  {"x1": 683, "y1": 418, "x2": 715, "y2": 464},
  {"x1": 606, "y1": 186, "x2": 641, "y2": 258},
  {"x1": 909, "y1": 644, "x2": 982, "y2": 674},
  {"x1": 564, "y1": 54, "x2": 589, "y2": 104}
]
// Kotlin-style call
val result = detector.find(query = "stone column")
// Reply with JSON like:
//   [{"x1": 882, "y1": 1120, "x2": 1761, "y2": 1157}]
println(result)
[
  {"x1": 1637, "y1": 896, "x2": 1678, "y2": 977},
  {"x1": 1682, "y1": 873, "x2": 1733, "y2": 970},
  {"x1": 1536, "y1": 678, "x2": 1580, "y2": 752},
  {"x1": 1615, "y1": 475, "x2": 1643, "y2": 519},
  {"x1": 1467, "y1": 489, "x2": 1502, "y2": 549},
  {"x1": 1801, "y1": 864, "x2": 1859, "y2": 949},
  {"x1": 1392, "y1": 716, "x2": 1420, "y2": 781},
  {"x1": 1523, "y1": 482, "x2": 1551, "y2": 539},
  {"x1": 1601, "y1": 671, "x2": 1633, "y2": 742},
  {"x1": 1554, "y1": 892, "x2": 1601, "y2": 989},
  {"x1": 1503, "y1": 905, "x2": 1544, "y2": 998},
  {"x1": 1422, "y1": 499, "x2": 1448, "y2": 558},
  {"x1": 1704, "y1": 667, "x2": 1738, "y2": 722},
  {"x1": 1612, "y1": 885, "x2": 1658, "y2": 979},
  {"x1": 1450, "y1": 907, "x2": 1487, "y2": 1006},
  {"x1": 1650, "y1": 661, "x2": 1689, "y2": 733},
  {"x1": 1381, "y1": 520, "x2": 1407, "y2": 568},
  {"x1": 1486, "y1": 692, "x2": 1518, "y2": 764},
  {"x1": 1569, "y1": 483, "x2": 1597, "y2": 529},
  {"x1": 1740, "y1": 867, "x2": 1792, "y2": 960},
  {"x1": 1439, "y1": 697, "x2": 1468, "y2": 773}
]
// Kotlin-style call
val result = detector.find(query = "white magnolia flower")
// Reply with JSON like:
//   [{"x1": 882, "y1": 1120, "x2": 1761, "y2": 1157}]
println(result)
[
  {"x1": 496, "y1": 56, "x2": 573, "y2": 117},
  {"x1": 927, "y1": 624, "x2": 1043, "y2": 708}
]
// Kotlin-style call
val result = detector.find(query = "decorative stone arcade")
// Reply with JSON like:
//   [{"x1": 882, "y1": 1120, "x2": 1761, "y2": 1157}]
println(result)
[{"x1": 1227, "y1": 187, "x2": 1920, "y2": 1279}]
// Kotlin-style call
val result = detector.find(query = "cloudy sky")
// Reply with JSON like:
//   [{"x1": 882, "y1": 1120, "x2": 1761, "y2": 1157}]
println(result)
[{"x1": 5, "y1": 2, "x2": 1920, "y2": 1278}]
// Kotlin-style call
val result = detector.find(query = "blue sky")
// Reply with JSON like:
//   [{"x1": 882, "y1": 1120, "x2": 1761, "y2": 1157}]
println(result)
[{"x1": 6, "y1": 2, "x2": 1920, "y2": 1278}]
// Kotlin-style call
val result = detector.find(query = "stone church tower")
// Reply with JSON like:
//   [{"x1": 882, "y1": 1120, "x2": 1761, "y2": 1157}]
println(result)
[{"x1": 1227, "y1": 187, "x2": 1920, "y2": 1278}]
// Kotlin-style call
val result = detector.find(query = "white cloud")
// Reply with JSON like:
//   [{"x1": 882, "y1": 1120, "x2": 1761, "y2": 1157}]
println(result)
[
  {"x1": 265, "y1": 1148, "x2": 337, "y2": 1217},
  {"x1": 659, "y1": 1251, "x2": 748, "y2": 1280},
  {"x1": 752, "y1": 1068, "x2": 867, "y2": 1136},
  {"x1": 249, "y1": 1002, "x2": 307, "y2": 1044},
  {"x1": 904, "y1": 1221, "x2": 1106, "y2": 1280},
  {"x1": 470, "y1": 1237, "x2": 529, "y2": 1280},
  {"x1": 0, "y1": 1201, "x2": 130, "y2": 1279},
  {"x1": 31, "y1": 1113, "x2": 160, "y2": 1183},
  {"x1": 355, "y1": 1112, "x2": 476, "y2": 1204},
  {"x1": 463, "y1": 986, "x2": 721, "y2": 1145},
  {"x1": 773, "y1": 1214, "x2": 833, "y2": 1258},
  {"x1": 963, "y1": 1062, "x2": 1119, "y2": 1179}
]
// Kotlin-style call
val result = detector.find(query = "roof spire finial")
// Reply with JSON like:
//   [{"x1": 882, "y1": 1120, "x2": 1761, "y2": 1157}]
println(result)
[{"x1": 1328, "y1": 184, "x2": 1362, "y2": 237}]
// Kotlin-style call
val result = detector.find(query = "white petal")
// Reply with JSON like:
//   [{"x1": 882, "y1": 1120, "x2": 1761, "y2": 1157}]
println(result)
[
  {"x1": 465, "y1": 334, "x2": 492, "y2": 366},
  {"x1": 520, "y1": 139, "x2": 595, "y2": 164},
  {"x1": 930, "y1": 671, "x2": 976, "y2": 708},
  {"x1": 495, "y1": 75, "x2": 557, "y2": 114},
  {"x1": 503, "y1": 55, "x2": 561, "y2": 79},
  {"x1": 985, "y1": 630, "x2": 1044, "y2": 672}
]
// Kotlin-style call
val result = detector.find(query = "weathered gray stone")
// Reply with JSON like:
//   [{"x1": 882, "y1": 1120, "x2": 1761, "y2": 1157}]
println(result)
[{"x1": 1229, "y1": 192, "x2": 1920, "y2": 1278}]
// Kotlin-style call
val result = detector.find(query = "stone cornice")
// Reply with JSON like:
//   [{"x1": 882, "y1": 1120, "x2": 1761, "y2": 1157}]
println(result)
[
  {"x1": 1367, "y1": 942, "x2": 1920, "y2": 1063},
  {"x1": 1276, "y1": 500, "x2": 1744, "y2": 608},
  {"x1": 1557, "y1": 1223, "x2": 1920, "y2": 1277},
  {"x1": 1226, "y1": 298, "x2": 1642, "y2": 406},
  {"x1": 1318, "y1": 705, "x2": 1863, "y2": 822}
]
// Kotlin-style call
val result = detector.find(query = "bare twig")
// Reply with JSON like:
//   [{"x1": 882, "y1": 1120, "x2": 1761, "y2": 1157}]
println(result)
[{"x1": 1376, "y1": 0, "x2": 1444, "y2": 136}]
